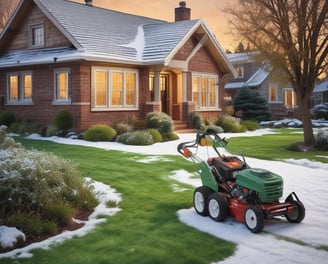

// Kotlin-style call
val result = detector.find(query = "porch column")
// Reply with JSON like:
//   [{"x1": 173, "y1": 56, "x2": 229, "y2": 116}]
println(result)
[
  {"x1": 153, "y1": 68, "x2": 162, "y2": 111},
  {"x1": 182, "y1": 71, "x2": 188, "y2": 102}
]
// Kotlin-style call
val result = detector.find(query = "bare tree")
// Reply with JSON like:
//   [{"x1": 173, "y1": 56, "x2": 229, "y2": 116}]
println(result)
[
  {"x1": 224, "y1": 0, "x2": 328, "y2": 148},
  {"x1": 0, "y1": 0, "x2": 18, "y2": 33}
]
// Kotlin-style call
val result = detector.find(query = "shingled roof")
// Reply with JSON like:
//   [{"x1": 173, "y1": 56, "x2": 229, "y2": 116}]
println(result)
[{"x1": 0, "y1": 0, "x2": 232, "y2": 72}]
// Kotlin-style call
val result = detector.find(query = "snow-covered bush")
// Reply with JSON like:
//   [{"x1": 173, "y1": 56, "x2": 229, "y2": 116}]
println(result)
[
  {"x1": 116, "y1": 130, "x2": 154, "y2": 145},
  {"x1": 315, "y1": 128, "x2": 328, "y2": 150},
  {"x1": 0, "y1": 126, "x2": 98, "y2": 242},
  {"x1": 145, "y1": 112, "x2": 173, "y2": 134}
]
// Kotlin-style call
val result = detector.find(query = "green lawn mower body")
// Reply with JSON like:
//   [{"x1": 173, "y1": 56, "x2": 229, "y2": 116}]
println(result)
[{"x1": 177, "y1": 127, "x2": 305, "y2": 233}]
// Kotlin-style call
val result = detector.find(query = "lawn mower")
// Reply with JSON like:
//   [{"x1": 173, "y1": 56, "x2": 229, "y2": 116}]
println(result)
[{"x1": 177, "y1": 127, "x2": 305, "y2": 233}]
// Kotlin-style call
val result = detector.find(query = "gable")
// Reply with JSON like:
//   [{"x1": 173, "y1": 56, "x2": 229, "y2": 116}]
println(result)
[{"x1": 0, "y1": 1, "x2": 71, "y2": 54}]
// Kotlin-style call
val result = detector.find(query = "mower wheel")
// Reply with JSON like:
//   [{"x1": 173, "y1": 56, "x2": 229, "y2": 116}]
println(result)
[
  {"x1": 244, "y1": 205, "x2": 264, "y2": 233},
  {"x1": 193, "y1": 186, "x2": 213, "y2": 216},
  {"x1": 285, "y1": 200, "x2": 305, "y2": 223},
  {"x1": 208, "y1": 192, "x2": 228, "y2": 222}
]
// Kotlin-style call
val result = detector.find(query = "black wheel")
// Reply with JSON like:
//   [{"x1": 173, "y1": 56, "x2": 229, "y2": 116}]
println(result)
[
  {"x1": 244, "y1": 205, "x2": 264, "y2": 233},
  {"x1": 285, "y1": 200, "x2": 305, "y2": 223},
  {"x1": 207, "y1": 192, "x2": 228, "y2": 222},
  {"x1": 193, "y1": 186, "x2": 213, "y2": 216}
]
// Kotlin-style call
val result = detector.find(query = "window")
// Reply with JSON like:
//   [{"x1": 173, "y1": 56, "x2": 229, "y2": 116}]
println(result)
[
  {"x1": 235, "y1": 66, "x2": 244, "y2": 78},
  {"x1": 284, "y1": 88, "x2": 297, "y2": 108},
  {"x1": 7, "y1": 72, "x2": 33, "y2": 103},
  {"x1": 92, "y1": 67, "x2": 138, "y2": 110},
  {"x1": 30, "y1": 24, "x2": 44, "y2": 47},
  {"x1": 192, "y1": 73, "x2": 218, "y2": 109},
  {"x1": 54, "y1": 69, "x2": 70, "y2": 103},
  {"x1": 269, "y1": 84, "x2": 278, "y2": 102}
]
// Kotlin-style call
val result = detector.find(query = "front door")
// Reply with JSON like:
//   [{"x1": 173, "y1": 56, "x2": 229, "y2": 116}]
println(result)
[{"x1": 160, "y1": 75, "x2": 169, "y2": 114}]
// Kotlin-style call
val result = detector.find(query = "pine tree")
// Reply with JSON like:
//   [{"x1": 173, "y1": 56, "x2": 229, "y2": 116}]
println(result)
[{"x1": 233, "y1": 87, "x2": 271, "y2": 122}]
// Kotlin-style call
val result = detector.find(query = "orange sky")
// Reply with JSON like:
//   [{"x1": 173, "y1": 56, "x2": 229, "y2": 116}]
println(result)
[{"x1": 74, "y1": 0, "x2": 237, "y2": 51}]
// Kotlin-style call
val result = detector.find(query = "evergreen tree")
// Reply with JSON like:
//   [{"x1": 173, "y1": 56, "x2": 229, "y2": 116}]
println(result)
[{"x1": 233, "y1": 87, "x2": 271, "y2": 122}]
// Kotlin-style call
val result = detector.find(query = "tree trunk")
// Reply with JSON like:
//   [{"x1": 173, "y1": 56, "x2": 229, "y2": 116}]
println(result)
[{"x1": 299, "y1": 94, "x2": 315, "y2": 148}]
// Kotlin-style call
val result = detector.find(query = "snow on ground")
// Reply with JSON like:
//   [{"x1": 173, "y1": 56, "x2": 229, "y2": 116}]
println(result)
[{"x1": 1, "y1": 128, "x2": 328, "y2": 263}]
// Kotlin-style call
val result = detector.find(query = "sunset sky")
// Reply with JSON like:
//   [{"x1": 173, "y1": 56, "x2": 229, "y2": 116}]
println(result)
[{"x1": 73, "y1": 0, "x2": 237, "y2": 51}]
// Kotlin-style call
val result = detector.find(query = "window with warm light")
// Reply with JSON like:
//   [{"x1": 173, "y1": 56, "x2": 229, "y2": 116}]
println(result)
[
  {"x1": 192, "y1": 74, "x2": 218, "y2": 109},
  {"x1": 7, "y1": 72, "x2": 33, "y2": 103},
  {"x1": 284, "y1": 88, "x2": 297, "y2": 108},
  {"x1": 54, "y1": 69, "x2": 70, "y2": 103},
  {"x1": 92, "y1": 67, "x2": 138, "y2": 110},
  {"x1": 269, "y1": 84, "x2": 278, "y2": 102}
]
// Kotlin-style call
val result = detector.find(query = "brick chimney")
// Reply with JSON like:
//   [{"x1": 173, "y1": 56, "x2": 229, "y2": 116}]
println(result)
[
  {"x1": 175, "y1": 1, "x2": 191, "y2": 21},
  {"x1": 85, "y1": 0, "x2": 93, "y2": 6}
]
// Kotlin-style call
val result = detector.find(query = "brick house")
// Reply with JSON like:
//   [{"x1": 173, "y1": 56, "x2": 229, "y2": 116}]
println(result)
[
  {"x1": 0, "y1": 0, "x2": 235, "y2": 132},
  {"x1": 225, "y1": 52, "x2": 299, "y2": 120}
]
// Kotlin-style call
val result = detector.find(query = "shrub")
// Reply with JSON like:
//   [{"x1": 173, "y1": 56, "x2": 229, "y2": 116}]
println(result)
[
  {"x1": 84, "y1": 125, "x2": 116, "y2": 141},
  {"x1": 233, "y1": 87, "x2": 271, "y2": 122},
  {"x1": 8, "y1": 121, "x2": 42, "y2": 135},
  {"x1": 145, "y1": 112, "x2": 173, "y2": 134},
  {"x1": 188, "y1": 111, "x2": 203, "y2": 129},
  {"x1": 315, "y1": 129, "x2": 328, "y2": 150},
  {"x1": 121, "y1": 130, "x2": 154, "y2": 145},
  {"x1": 162, "y1": 131, "x2": 179, "y2": 141},
  {"x1": 0, "y1": 111, "x2": 16, "y2": 127},
  {"x1": 148, "y1": 129, "x2": 163, "y2": 143},
  {"x1": 5, "y1": 212, "x2": 43, "y2": 238},
  {"x1": 241, "y1": 120, "x2": 259, "y2": 131},
  {"x1": 216, "y1": 116, "x2": 246, "y2": 133},
  {"x1": 54, "y1": 109, "x2": 73, "y2": 132},
  {"x1": 113, "y1": 121, "x2": 133, "y2": 135},
  {"x1": 44, "y1": 202, "x2": 75, "y2": 226}
]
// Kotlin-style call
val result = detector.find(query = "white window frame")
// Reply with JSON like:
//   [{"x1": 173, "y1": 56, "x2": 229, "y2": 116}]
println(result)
[
  {"x1": 192, "y1": 73, "x2": 219, "y2": 110},
  {"x1": 91, "y1": 67, "x2": 139, "y2": 111},
  {"x1": 29, "y1": 24, "x2": 44, "y2": 48},
  {"x1": 6, "y1": 71, "x2": 33, "y2": 104},
  {"x1": 53, "y1": 68, "x2": 71, "y2": 105}
]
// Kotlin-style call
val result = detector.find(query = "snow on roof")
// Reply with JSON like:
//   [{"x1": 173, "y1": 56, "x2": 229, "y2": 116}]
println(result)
[
  {"x1": 0, "y1": 0, "x2": 210, "y2": 67},
  {"x1": 225, "y1": 51, "x2": 258, "y2": 63},
  {"x1": 245, "y1": 67, "x2": 269, "y2": 87},
  {"x1": 313, "y1": 79, "x2": 328, "y2": 93}
]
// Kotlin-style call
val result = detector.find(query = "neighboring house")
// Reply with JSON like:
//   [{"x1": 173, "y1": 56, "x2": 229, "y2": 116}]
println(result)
[
  {"x1": 224, "y1": 52, "x2": 299, "y2": 120},
  {"x1": 312, "y1": 78, "x2": 328, "y2": 106},
  {"x1": 0, "y1": 0, "x2": 235, "y2": 132}
]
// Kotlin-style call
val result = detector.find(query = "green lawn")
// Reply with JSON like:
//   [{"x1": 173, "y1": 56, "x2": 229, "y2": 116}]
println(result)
[
  {"x1": 2, "y1": 138, "x2": 235, "y2": 264},
  {"x1": 226, "y1": 129, "x2": 328, "y2": 163}
]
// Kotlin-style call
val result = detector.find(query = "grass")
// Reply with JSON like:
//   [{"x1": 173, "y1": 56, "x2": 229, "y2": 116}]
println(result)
[
  {"x1": 1, "y1": 138, "x2": 235, "y2": 264},
  {"x1": 226, "y1": 128, "x2": 328, "y2": 163}
]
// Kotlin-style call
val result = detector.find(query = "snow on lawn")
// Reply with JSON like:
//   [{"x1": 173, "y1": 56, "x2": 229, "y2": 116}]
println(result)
[{"x1": 1, "y1": 128, "x2": 328, "y2": 263}]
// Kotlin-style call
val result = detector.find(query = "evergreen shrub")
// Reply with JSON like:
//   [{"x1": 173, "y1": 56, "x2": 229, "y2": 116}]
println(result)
[
  {"x1": 0, "y1": 111, "x2": 16, "y2": 127},
  {"x1": 241, "y1": 120, "x2": 259, "y2": 131},
  {"x1": 54, "y1": 109, "x2": 73, "y2": 131},
  {"x1": 84, "y1": 125, "x2": 116, "y2": 141}
]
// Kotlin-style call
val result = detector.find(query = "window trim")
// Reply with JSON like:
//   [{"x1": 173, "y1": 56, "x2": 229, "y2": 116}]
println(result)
[
  {"x1": 29, "y1": 24, "x2": 45, "y2": 48},
  {"x1": 6, "y1": 71, "x2": 33, "y2": 105},
  {"x1": 91, "y1": 67, "x2": 139, "y2": 111},
  {"x1": 284, "y1": 87, "x2": 298, "y2": 109},
  {"x1": 53, "y1": 68, "x2": 71, "y2": 105},
  {"x1": 269, "y1": 83, "x2": 278, "y2": 102},
  {"x1": 192, "y1": 72, "x2": 219, "y2": 110}
]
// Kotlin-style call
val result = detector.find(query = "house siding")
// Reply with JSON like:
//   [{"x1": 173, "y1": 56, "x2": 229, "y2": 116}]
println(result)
[{"x1": 2, "y1": 3, "x2": 71, "y2": 54}]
